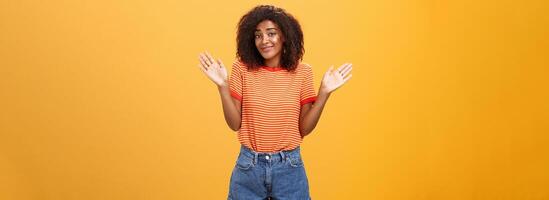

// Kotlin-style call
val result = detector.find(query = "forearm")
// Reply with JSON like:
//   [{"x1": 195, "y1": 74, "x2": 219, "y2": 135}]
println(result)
[
  {"x1": 218, "y1": 85, "x2": 241, "y2": 131},
  {"x1": 300, "y1": 91, "x2": 331, "y2": 137}
]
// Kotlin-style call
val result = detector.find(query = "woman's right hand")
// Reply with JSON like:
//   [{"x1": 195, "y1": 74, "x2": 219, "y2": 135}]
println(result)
[{"x1": 198, "y1": 51, "x2": 228, "y2": 87}]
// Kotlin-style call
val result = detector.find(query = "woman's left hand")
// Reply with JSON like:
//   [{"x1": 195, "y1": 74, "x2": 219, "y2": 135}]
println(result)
[{"x1": 319, "y1": 63, "x2": 353, "y2": 95}]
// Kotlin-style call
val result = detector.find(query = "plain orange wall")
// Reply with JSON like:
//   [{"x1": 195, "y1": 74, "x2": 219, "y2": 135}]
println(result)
[{"x1": 1, "y1": 0, "x2": 548, "y2": 199}]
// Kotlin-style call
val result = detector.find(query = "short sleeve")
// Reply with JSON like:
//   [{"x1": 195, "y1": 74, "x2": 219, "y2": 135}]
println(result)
[
  {"x1": 300, "y1": 64, "x2": 317, "y2": 105},
  {"x1": 229, "y1": 60, "x2": 243, "y2": 101}
]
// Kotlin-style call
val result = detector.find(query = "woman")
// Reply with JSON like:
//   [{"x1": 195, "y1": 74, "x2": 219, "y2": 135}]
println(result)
[{"x1": 198, "y1": 5, "x2": 352, "y2": 200}]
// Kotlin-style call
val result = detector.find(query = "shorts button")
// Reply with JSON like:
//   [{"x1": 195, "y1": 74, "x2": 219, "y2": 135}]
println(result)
[{"x1": 266, "y1": 155, "x2": 270, "y2": 159}]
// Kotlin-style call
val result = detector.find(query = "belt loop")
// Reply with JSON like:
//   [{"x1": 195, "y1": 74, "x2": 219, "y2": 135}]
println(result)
[
  {"x1": 253, "y1": 151, "x2": 258, "y2": 165},
  {"x1": 279, "y1": 151, "x2": 285, "y2": 161}
]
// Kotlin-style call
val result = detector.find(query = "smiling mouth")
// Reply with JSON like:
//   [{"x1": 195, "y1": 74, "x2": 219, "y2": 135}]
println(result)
[{"x1": 261, "y1": 46, "x2": 273, "y2": 52}]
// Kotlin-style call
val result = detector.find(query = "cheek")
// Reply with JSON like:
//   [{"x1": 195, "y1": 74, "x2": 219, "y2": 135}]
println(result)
[
  {"x1": 276, "y1": 43, "x2": 283, "y2": 50},
  {"x1": 278, "y1": 36, "x2": 285, "y2": 47},
  {"x1": 274, "y1": 37, "x2": 283, "y2": 47}
]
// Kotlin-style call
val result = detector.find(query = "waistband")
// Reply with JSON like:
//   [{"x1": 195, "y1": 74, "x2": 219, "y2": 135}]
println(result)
[{"x1": 239, "y1": 145, "x2": 301, "y2": 164}]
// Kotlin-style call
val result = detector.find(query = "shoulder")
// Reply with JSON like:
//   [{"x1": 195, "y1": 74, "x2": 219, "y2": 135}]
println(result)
[
  {"x1": 231, "y1": 59, "x2": 247, "y2": 72},
  {"x1": 296, "y1": 62, "x2": 313, "y2": 75}
]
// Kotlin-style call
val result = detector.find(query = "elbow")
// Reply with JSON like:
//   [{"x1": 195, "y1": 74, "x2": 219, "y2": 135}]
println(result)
[
  {"x1": 299, "y1": 126, "x2": 312, "y2": 137},
  {"x1": 229, "y1": 121, "x2": 241, "y2": 132},
  {"x1": 230, "y1": 126, "x2": 240, "y2": 132},
  {"x1": 300, "y1": 121, "x2": 319, "y2": 137}
]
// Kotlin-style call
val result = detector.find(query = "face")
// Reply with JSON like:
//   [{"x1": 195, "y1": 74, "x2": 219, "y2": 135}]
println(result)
[{"x1": 254, "y1": 20, "x2": 285, "y2": 63}]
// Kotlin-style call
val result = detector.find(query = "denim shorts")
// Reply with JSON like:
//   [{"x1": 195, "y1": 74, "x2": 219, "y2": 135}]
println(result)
[{"x1": 228, "y1": 145, "x2": 311, "y2": 200}]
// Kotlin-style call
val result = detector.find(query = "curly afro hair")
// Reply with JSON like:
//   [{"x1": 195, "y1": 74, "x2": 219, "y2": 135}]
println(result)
[{"x1": 236, "y1": 5, "x2": 304, "y2": 72}]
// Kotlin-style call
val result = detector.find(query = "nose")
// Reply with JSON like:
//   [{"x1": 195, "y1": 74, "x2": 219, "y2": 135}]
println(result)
[{"x1": 261, "y1": 33, "x2": 269, "y2": 44}]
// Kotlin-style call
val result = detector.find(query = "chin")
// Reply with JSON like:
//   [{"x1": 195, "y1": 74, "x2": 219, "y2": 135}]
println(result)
[
  {"x1": 262, "y1": 51, "x2": 282, "y2": 60},
  {"x1": 261, "y1": 55, "x2": 273, "y2": 60},
  {"x1": 260, "y1": 53, "x2": 275, "y2": 60}
]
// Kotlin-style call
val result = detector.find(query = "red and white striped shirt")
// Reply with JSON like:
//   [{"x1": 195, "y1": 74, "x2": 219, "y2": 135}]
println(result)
[{"x1": 229, "y1": 60, "x2": 317, "y2": 153}]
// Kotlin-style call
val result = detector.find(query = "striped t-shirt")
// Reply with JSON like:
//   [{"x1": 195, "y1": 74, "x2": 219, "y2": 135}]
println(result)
[{"x1": 229, "y1": 60, "x2": 317, "y2": 153}]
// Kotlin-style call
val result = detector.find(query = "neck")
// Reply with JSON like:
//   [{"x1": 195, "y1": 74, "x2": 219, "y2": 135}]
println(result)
[{"x1": 264, "y1": 56, "x2": 281, "y2": 67}]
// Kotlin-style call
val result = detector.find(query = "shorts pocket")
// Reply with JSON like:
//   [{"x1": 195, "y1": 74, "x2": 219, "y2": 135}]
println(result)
[
  {"x1": 235, "y1": 154, "x2": 254, "y2": 170},
  {"x1": 287, "y1": 155, "x2": 304, "y2": 168}
]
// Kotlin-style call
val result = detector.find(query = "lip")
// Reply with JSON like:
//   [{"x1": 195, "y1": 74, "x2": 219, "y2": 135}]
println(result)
[{"x1": 260, "y1": 46, "x2": 273, "y2": 52}]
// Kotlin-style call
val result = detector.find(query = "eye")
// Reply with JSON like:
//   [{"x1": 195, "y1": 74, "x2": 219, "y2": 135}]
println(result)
[
  {"x1": 268, "y1": 32, "x2": 276, "y2": 37},
  {"x1": 254, "y1": 34, "x2": 261, "y2": 39}
]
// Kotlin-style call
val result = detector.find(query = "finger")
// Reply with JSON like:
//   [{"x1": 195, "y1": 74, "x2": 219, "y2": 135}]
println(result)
[
  {"x1": 205, "y1": 51, "x2": 215, "y2": 65},
  {"x1": 338, "y1": 63, "x2": 351, "y2": 73},
  {"x1": 199, "y1": 53, "x2": 209, "y2": 67},
  {"x1": 338, "y1": 65, "x2": 351, "y2": 79},
  {"x1": 343, "y1": 74, "x2": 352, "y2": 83},
  {"x1": 199, "y1": 52, "x2": 210, "y2": 65},
  {"x1": 217, "y1": 58, "x2": 225, "y2": 68},
  {"x1": 325, "y1": 66, "x2": 334, "y2": 77},
  {"x1": 336, "y1": 63, "x2": 348, "y2": 72},
  {"x1": 324, "y1": 69, "x2": 331, "y2": 78},
  {"x1": 342, "y1": 71, "x2": 352, "y2": 80},
  {"x1": 337, "y1": 63, "x2": 351, "y2": 73},
  {"x1": 341, "y1": 64, "x2": 352, "y2": 76},
  {"x1": 199, "y1": 59, "x2": 208, "y2": 69},
  {"x1": 198, "y1": 64, "x2": 207, "y2": 73}
]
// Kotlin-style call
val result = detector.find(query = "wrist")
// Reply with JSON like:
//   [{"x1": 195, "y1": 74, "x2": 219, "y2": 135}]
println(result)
[
  {"x1": 316, "y1": 91, "x2": 331, "y2": 104},
  {"x1": 318, "y1": 89, "x2": 331, "y2": 98},
  {"x1": 217, "y1": 83, "x2": 229, "y2": 92},
  {"x1": 217, "y1": 81, "x2": 228, "y2": 88}
]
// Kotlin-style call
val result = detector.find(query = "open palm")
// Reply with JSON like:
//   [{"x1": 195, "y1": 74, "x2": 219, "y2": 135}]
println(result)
[
  {"x1": 198, "y1": 51, "x2": 228, "y2": 87},
  {"x1": 320, "y1": 63, "x2": 353, "y2": 94}
]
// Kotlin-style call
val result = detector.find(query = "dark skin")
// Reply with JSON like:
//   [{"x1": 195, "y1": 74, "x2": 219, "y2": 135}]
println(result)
[{"x1": 198, "y1": 20, "x2": 353, "y2": 137}]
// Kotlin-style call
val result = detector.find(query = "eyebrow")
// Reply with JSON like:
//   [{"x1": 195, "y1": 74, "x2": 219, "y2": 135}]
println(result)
[{"x1": 255, "y1": 28, "x2": 278, "y2": 32}]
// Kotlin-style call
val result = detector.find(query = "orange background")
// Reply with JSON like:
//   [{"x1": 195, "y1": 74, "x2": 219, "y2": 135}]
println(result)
[{"x1": 1, "y1": 0, "x2": 548, "y2": 199}]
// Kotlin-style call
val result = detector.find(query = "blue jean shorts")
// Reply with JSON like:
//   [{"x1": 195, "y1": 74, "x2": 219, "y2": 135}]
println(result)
[{"x1": 228, "y1": 145, "x2": 311, "y2": 200}]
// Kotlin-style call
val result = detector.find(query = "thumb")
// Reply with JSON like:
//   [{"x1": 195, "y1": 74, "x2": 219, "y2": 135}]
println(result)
[{"x1": 326, "y1": 65, "x2": 334, "y2": 75}]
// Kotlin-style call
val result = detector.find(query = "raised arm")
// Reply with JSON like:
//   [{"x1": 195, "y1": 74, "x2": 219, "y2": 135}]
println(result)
[
  {"x1": 198, "y1": 51, "x2": 242, "y2": 131},
  {"x1": 299, "y1": 63, "x2": 353, "y2": 137}
]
